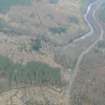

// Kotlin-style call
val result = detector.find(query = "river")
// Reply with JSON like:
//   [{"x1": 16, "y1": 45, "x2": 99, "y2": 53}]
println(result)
[{"x1": 65, "y1": 0, "x2": 104, "y2": 105}]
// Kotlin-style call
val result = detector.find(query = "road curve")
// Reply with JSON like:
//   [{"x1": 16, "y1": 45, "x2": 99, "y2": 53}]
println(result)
[{"x1": 65, "y1": 0, "x2": 104, "y2": 105}]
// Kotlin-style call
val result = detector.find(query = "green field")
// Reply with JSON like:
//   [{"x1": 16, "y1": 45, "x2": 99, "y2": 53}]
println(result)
[{"x1": 0, "y1": 55, "x2": 61, "y2": 91}]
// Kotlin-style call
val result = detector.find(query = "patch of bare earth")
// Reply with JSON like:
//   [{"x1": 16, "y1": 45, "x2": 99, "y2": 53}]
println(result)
[{"x1": 0, "y1": 86, "x2": 66, "y2": 105}]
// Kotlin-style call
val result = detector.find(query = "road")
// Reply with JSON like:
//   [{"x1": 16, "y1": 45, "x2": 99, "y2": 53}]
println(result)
[{"x1": 65, "y1": 0, "x2": 104, "y2": 105}]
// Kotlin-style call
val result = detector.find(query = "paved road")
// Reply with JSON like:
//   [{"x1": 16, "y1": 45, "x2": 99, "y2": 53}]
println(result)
[{"x1": 66, "y1": 0, "x2": 104, "y2": 105}]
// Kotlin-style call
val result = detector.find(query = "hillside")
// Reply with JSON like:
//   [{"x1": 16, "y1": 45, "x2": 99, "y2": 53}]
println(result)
[{"x1": 0, "y1": 0, "x2": 91, "y2": 105}]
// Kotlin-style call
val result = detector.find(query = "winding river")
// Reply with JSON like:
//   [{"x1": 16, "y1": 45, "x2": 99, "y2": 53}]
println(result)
[
  {"x1": 66, "y1": 0, "x2": 104, "y2": 105},
  {"x1": 73, "y1": 1, "x2": 96, "y2": 42},
  {"x1": 73, "y1": 0, "x2": 103, "y2": 42},
  {"x1": 61, "y1": 0, "x2": 100, "y2": 51}
]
